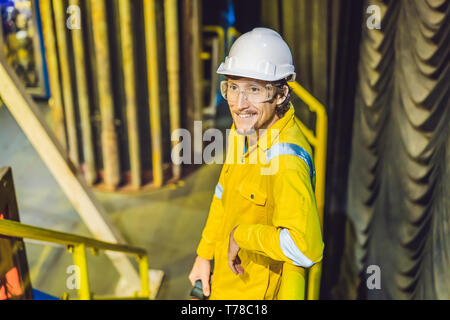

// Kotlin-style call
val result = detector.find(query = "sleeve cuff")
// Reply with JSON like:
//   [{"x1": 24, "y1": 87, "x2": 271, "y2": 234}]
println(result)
[
  {"x1": 196, "y1": 238, "x2": 215, "y2": 260},
  {"x1": 233, "y1": 224, "x2": 252, "y2": 249}
]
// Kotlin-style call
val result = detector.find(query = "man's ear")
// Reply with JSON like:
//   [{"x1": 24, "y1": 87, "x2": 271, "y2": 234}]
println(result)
[{"x1": 276, "y1": 85, "x2": 289, "y2": 105}]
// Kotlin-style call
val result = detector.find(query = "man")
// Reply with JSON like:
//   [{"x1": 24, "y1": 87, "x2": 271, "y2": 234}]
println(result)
[{"x1": 188, "y1": 28, "x2": 324, "y2": 300}]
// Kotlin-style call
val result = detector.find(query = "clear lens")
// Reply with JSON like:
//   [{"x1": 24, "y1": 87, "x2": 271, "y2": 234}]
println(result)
[{"x1": 220, "y1": 80, "x2": 277, "y2": 103}]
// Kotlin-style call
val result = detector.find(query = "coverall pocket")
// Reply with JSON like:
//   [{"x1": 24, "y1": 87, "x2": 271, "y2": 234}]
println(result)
[{"x1": 238, "y1": 183, "x2": 267, "y2": 206}]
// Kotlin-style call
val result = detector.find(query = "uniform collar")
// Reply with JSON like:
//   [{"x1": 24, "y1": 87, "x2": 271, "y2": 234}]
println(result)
[{"x1": 257, "y1": 103, "x2": 295, "y2": 152}]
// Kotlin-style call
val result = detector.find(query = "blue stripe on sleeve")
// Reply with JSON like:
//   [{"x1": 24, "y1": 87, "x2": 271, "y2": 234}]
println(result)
[{"x1": 266, "y1": 143, "x2": 315, "y2": 189}]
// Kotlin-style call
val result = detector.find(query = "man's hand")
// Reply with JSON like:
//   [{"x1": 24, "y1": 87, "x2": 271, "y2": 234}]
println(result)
[
  {"x1": 188, "y1": 256, "x2": 211, "y2": 297},
  {"x1": 228, "y1": 226, "x2": 244, "y2": 275}
]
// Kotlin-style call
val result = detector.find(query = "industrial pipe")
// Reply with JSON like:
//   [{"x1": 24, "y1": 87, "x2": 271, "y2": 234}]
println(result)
[
  {"x1": 164, "y1": 0, "x2": 181, "y2": 179},
  {"x1": 119, "y1": 0, "x2": 142, "y2": 189},
  {"x1": 53, "y1": 0, "x2": 79, "y2": 166},
  {"x1": 69, "y1": 0, "x2": 97, "y2": 185},
  {"x1": 38, "y1": 0, "x2": 67, "y2": 150},
  {"x1": 90, "y1": 0, "x2": 121, "y2": 189},
  {"x1": 143, "y1": 0, "x2": 163, "y2": 187}
]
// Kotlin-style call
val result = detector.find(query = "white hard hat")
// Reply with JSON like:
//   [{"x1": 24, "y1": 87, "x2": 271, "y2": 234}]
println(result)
[{"x1": 217, "y1": 27, "x2": 296, "y2": 82}]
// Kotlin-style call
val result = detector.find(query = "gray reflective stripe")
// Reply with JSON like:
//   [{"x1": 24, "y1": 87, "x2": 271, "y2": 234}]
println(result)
[
  {"x1": 279, "y1": 228, "x2": 314, "y2": 268},
  {"x1": 215, "y1": 182, "x2": 224, "y2": 199},
  {"x1": 266, "y1": 143, "x2": 315, "y2": 189}
]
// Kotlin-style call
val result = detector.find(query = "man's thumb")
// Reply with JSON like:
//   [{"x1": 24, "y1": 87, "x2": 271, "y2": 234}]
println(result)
[{"x1": 201, "y1": 277, "x2": 210, "y2": 296}]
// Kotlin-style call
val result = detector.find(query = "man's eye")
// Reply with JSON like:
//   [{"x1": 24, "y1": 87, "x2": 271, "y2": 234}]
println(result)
[
  {"x1": 249, "y1": 87, "x2": 261, "y2": 93},
  {"x1": 229, "y1": 84, "x2": 238, "y2": 91}
]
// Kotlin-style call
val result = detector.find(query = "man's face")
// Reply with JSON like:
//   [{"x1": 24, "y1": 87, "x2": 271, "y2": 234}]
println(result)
[{"x1": 226, "y1": 77, "x2": 286, "y2": 135}]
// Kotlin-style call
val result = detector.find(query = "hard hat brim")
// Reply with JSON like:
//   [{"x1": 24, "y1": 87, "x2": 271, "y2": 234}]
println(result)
[{"x1": 217, "y1": 63, "x2": 296, "y2": 82}]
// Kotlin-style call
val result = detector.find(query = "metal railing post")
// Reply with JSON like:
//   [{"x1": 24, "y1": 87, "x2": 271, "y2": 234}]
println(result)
[
  {"x1": 71, "y1": 243, "x2": 91, "y2": 300},
  {"x1": 138, "y1": 255, "x2": 150, "y2": 298}
]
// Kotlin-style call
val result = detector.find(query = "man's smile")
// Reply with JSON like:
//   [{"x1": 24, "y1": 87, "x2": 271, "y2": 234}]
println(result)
[{"x1": 237, "y1": 113, "x2": 257, "y2": 118}]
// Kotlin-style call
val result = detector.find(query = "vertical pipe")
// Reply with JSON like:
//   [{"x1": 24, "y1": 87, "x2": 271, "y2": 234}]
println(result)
[
  {"x1": 72, "y1": 243, "x2": 91, "y2": 300},
  {"x1": 164, "y1": 0, "x2": 181, "y2": 179},
  {"x1": 143, "y1": 0, "x2": 163, "y2": 187},
  {"x1": 39, "y1": 0, "x2": 67, "y2": 150},
  {"x1": 119, "y1": 0, "x2": 142, "y2": 189},
  {"x1": 138, "y1": 255, "x2": 150, "y2": 298},
  {"x1": 191, "y1": 0, "x2": 202, "y2": 122},
  {"x1": 90, "y1": 0, "x2": 121, "y2": 189},
  {"x1": 191, "y1": 0, "x2": 203, "y2": 160},
  {"x1": 69, "y1": 0, "x2": 97, "y2": 185},
  {"x1": 53, "y1": 0, "x2": 79, "y2": 166},
  {"x1": 311, "y1": 0, "x2": 328, "y2": 104}
]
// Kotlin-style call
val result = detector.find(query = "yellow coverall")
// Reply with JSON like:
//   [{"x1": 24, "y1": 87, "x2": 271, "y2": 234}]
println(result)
[{"x1": 196, "y1": 104, "x2": 324, "y2": 300}]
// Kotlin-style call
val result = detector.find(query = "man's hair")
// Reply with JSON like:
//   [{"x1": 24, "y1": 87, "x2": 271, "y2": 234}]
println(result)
[{"x1": 273, "y1": 78, "x2": 292, "y2": 118}]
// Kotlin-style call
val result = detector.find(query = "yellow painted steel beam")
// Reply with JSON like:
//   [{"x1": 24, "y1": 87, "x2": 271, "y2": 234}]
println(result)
[
  {"x1": 53, "y1": 0, "x2": 79, "y2": 165},
  {"x1": 69, "y1": 0, "x2": 97, "y2": 186},
  {"x1": 90, "y1": 0, "x2": 121, "y2": 189},
  {"x1": 38, "y1": 0, "x2": 67, "y2": 150},
  {"x1": 164, "y1": 0, "x2": 182, "y2": 180},
  {"x1": 144, "y1": 0, "x2": 163, "y2": 187},
  {"x1": 119, "y1": 0, "x2": 142, "y2": 189},
  {"x1": 289, "y1": 81, "x2": 327, "y2": 301}
]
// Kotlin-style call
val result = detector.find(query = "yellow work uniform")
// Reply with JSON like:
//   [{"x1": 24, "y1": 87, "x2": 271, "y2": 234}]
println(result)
[{"x1": 196, "y1": 104, "x2": 324, "y2": 300}]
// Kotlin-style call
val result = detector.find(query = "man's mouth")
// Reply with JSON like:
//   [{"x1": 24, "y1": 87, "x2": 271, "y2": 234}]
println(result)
[{"x1": 236, "y1": 113, "x2": 257, "y2": 119}]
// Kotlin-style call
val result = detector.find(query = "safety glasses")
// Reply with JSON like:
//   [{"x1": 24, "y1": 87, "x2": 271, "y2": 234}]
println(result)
[{"x1": 220, "y1": 80, "x2": 280, "y2": 104}]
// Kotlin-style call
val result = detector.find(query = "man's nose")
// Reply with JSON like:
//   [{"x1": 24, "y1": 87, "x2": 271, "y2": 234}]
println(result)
[{"x1": 236, "y1": 92, "x2": 249, "y2": 109}]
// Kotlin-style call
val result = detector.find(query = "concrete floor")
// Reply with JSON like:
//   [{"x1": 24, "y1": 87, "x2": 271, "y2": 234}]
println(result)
[{"x1": 0, "y1": 101, "x2": 231, "y2": 299}]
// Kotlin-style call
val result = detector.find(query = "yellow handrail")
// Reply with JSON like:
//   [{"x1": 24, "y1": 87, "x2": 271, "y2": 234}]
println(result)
[
  {"x1": 289, "y1": 81, "x2": 328, "y2": 300},
  {"x1": 0, "y1": 219, "x2": 150, "y2": 300},
  {"x1": 203, "y1": 25, "x2": 225, "y2": 62},
  {"x1": 226, "y1": 26, "x2": 240, "y2": 49}
]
